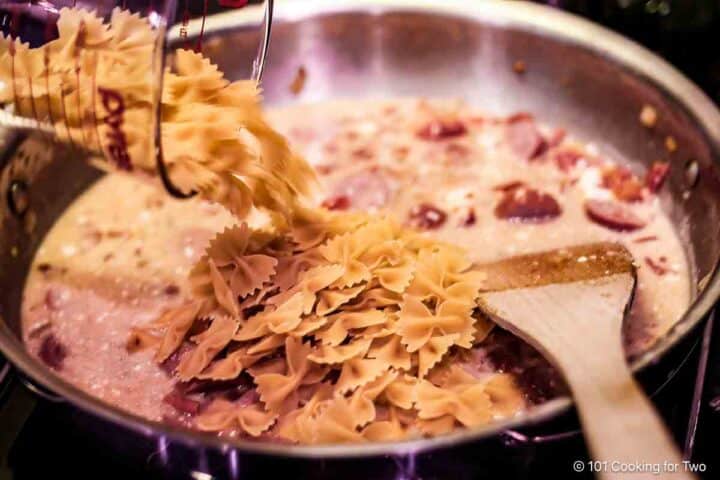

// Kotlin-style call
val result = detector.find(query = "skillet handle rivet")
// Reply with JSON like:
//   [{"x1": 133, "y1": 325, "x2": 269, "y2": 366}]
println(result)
[
  {"x1": 7, "y1": 179, "x2": 30, "y2": 218},
  {"x1": 683, "y1": 159, "x2": 699, "y2": 190}
]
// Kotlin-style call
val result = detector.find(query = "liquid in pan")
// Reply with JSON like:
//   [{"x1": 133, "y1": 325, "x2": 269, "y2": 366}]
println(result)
[{"x1": 22, "y1": 97, "x2": 690, "y2": 444}]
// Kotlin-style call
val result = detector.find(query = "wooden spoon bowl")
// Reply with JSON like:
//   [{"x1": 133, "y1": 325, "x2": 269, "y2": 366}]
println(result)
[{"x1": 476, "y1": 243, "x2": 692, "y2": 480}]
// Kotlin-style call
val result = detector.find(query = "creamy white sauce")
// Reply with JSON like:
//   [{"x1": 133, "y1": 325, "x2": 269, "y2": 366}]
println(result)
[{"x1": 22, "y1": 99, "x2": 690, "y2": 424}]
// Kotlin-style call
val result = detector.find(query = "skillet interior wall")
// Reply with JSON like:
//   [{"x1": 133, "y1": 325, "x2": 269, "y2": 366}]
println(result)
[
  {"x1": 0, "y1": 135, "x2": 102, "y2": 339},
  {"x1": 1, "y1": 5, "x2": 719, "y2": 373}
]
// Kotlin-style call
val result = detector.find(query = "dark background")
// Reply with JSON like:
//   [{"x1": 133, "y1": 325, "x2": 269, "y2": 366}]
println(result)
[{"x1": 533, "y1": 0, "x2": 720, "y2": 103}]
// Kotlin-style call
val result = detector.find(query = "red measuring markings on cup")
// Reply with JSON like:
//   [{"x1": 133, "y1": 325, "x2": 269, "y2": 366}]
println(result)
[
  {"x1": 217, "y1": 0, "x2": 248, "y2": 7},
  {"x1": 177, "y1": 1, "x2": 249, "y2": 52},
  {"x1": 98, "y1": 87, "x2": 132, "y2": 171},
  {"x1": 179, "y1": 0, "x2": 190, "y2": 41}
]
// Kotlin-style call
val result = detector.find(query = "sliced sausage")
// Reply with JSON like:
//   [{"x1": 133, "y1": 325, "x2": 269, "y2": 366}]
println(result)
[
  {"x1": 493, "y1": 180, "x2": 526, "y2": 192},
  {"x1": 416, "y1": 119, "x2": 467, "y2": 141},
  {"x1": 645, "y1": 162, "x2": 670, "y2": 193},
  {"x1": 460, "y1": 208, "x2": 477, "y2": 227},
  {"x1": 553, "y1": 150, "x2": 583, "y2": 173},
  {"x1": 585, "y1": 199, "x2": 646, "y2": 231},
  {"x1": 407, "y1": 203, "x2": 448, "y2": 230},
  {"x1": 38, "y1": 333, "x2": 68, "y2": 371},
  {"x1": 321, "y1": 194, "x2": 351, "y2": 211},
  {"x1": 506, "y1": 118, "x2": 547, "y2": 160},
  {"x1": 163, "y1": 388, "x2": 202, "y2": 416},
  {"x1": 326, "y1": 169, "x2": 393, "y2": 210},
  {"x1": 495, "y1": 188, "x2": 561, "y2": 222}
]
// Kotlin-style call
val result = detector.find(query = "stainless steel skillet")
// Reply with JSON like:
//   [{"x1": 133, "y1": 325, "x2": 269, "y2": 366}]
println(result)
[{"x1": 0, "y1": 0, "x2": 718, "y2": 471}]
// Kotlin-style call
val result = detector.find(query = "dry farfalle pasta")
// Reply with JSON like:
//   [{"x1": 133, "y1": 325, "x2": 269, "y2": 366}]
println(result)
[
  {"x1": 137, "y1": 213, "x2": 526, "y2": 444},
  {"x1": 0, "y1": 7, "x2": 316, "y2": 224}
]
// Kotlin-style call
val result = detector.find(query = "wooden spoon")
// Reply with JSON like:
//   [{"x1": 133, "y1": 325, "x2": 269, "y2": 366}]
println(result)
[{"x1": 475, "y1": 242, "x2": 693, "y2": 480}]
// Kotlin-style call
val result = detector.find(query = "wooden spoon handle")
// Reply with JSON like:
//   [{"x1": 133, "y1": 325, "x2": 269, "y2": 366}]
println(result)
[
  {"x1": 560, "y1": 345, "x2": 693, "y2": 480},
  {"x1": 478, "y1": 272, "x2": 694, "y2": 480}
]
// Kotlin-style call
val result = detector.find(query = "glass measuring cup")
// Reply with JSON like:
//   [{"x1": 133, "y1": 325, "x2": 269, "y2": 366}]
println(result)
[{"x1": 0, "y1": 0, "x2": 273, "y2": 198}]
